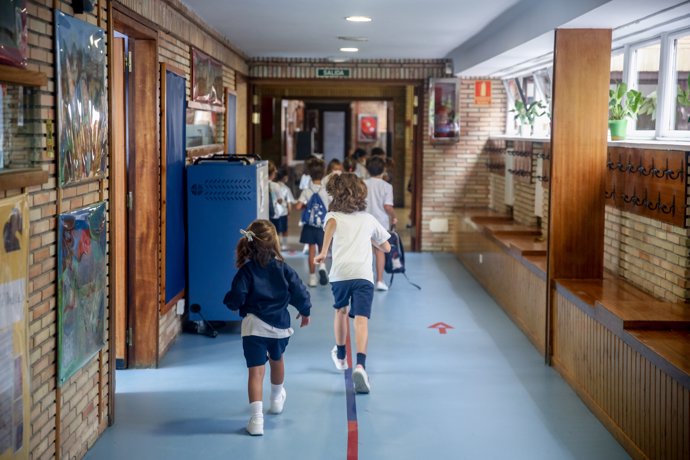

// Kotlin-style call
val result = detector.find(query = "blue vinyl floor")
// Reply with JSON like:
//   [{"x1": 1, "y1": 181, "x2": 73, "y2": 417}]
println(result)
[{"x1": 85, "y1": 252, "x2": 630, "y2": 460}]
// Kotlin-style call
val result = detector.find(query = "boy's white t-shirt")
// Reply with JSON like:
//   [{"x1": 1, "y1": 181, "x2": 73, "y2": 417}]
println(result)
[
  {"x1": 297, "y1": 183, "x2": 330, "y2": 208},
  {"x1": 325, "y1": 211, "x2": 390, "y2": 284},
  {"x1": 364, "y1": 177, "x2": 394, "y2": 229}
]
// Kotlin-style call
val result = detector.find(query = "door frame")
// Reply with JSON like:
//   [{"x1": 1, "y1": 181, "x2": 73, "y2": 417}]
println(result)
[{"x1": 110, "y1": 4, "x2": 161, "y2": 385}]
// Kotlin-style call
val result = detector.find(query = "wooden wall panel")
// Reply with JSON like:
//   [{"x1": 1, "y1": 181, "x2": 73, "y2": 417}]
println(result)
[
  {"x1": 548, "y1": 29, "x2": 612, "y2": 280},
  {"x1": 553, "y1": 293, "x2": 690, "y2": 459},
  {"x1": 456, "y1": 223, "x2": 546, "y2": 353}
]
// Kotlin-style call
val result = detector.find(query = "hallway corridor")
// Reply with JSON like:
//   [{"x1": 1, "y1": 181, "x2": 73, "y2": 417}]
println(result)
[{"x1": 85, "y1": 253, "x2": 629, "y2": 460}]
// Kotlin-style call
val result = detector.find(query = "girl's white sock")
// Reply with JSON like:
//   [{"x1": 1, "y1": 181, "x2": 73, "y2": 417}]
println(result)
[
  {"x1": 270, "y1": 383, "x2": 284, "y2": 400},
  {"x1": 249, "y1": 401, "x2": 263, "y2": 416}
]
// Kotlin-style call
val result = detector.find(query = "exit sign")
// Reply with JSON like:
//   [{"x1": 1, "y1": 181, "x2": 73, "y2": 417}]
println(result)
[{"x1": 316, "y1": 68, "x2": 351, "y2": 78}]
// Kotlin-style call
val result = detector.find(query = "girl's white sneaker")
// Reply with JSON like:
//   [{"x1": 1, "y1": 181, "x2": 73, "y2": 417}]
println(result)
[{"x1": 246, "y1": 415, "x2": 264, "y2": 436}]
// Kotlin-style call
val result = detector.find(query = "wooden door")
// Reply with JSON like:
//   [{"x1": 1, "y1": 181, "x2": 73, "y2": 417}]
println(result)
[{"x1": 126, "y1": 38, "x2": 160, "y2": 367}]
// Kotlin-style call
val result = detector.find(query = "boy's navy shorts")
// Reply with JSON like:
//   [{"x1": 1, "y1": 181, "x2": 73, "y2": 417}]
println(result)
[
  {"x1": 242, "y1": 335, "x2": 290, "y2": 368},
  {"x1": 299, "y1": 224, "x2": 324, "y2": 247},
  {"x1": 270, "y1": 216, "x2": 288, "y2": 233},
  {"x1": 330, "y1": 279, "x2": 374, "y2": 319}
]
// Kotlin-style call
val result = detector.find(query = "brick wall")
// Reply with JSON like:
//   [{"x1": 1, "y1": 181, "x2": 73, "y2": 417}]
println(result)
[
  {"x1": 421, "y1": 79, "x2": 507, "y2": 251},
  {"x1": 604, "y1": 208, "x2": 690, "y2": 302},
  {"x1": 0, "y1": 1, "x2": 247, "y2": 459}
]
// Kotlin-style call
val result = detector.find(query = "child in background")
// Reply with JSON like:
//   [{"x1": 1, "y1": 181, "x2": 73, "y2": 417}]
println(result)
[
  {"x1": 315, "y1": 173, "x2": 391, "y2": 393},
  {"x1": 223, "y1": 220, "x2": 311, "y2": 436},
  {"x1": 295, "y1": 157, "x2": 330, "y2": 287},
  {"x1": 271, "y1": 166, "x2": 296, "y2": 251},
  {"x1": 364, "y1": 156, "x2": 397, "y2": 291},
  {"x1": 352, "y1": 148, "x2": 370, "y2": 179},
  {"x1": 322, "y1": 158, "x2": 344, "y2": 189}
]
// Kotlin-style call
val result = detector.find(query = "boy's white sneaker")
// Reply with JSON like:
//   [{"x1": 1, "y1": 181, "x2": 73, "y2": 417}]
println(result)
[
  {"x1": 353, "y1": 366, "x2": 371, "y2": 394},
  {"x1": 269, "y1": 388, "x2": 286, "y2": 414},
  {"x1": 375, "y1": 281, "x2": 388, "y2": 291},
  {"x1": 331, "y1": 346, "x2": 348, "y2": 371},
  {"x1": 318, "y1": 263, "x2": 329, "y2": 285},
  {"x1": 308, "y1": 273, "x2": 318, "y2": 287},
  {"x1": 246, "y1": 415, "x2": 264, "y2": 436}
]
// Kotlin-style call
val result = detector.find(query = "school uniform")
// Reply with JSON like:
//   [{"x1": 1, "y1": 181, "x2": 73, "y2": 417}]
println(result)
[
  {"x1": 223, "y1": 259, "x2": 311, "y2": 367},
  {"x1": 325, "y1": 211, "x2": 390, "y2": 318},
  {"x1": 269, "y1": 181, "x2": 295, "y2": 233},
  {"x1": 364, "y1": 177, "x2": 394, "y2": 229},
  {"x1": 297, "y1": 183, "x2": 329, "y2": 248}
]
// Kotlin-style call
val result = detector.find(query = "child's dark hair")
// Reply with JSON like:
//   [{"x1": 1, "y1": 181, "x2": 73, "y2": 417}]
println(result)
[
  {"x1": 275, "y1": 166, "x2": 289, "y2": 182},
  {"x1": 366, "y1": 156, "x2": 386, "y2": 176},
  {"x1": 235, "y1": 219, "x2": 283, "y2": 268},
  {"x1": 326, "y1": 173, "x2": 367, "y2": 213},
  {"x1": 306, "y1": 157, "x2": 325, "y2": 181},
  {"x1": 371, "y1": 147, "x2": 386, "y2": 157},
  {"x1": 353, "y1": 148, "x2": 367, "y2": 160}
]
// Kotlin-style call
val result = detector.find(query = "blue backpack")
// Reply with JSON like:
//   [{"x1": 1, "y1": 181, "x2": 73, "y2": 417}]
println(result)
[
  {"x1": 300, "y1": 189, "x2": 327, "y2": 227},
  {"x1": 384, "y1": 228, "x2": 421, "y2": 289}
]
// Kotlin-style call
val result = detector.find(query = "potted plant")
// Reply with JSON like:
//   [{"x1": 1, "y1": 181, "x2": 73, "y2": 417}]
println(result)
[
  {"x1": 676, "y1": 75, "x2": 690, "y2": 128},
  {"x1": 511, "y1": 100, "x2": 547, "y2": 136},
  {"x1": 608, "y1": 82, "x2": 643, "y2": 140}
]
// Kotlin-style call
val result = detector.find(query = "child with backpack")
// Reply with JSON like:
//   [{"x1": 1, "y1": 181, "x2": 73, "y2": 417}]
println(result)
[
  {"x1": 223, "y1": 220, "x2": 311, "y2": 436},
  {"x1": 364, "y1": 156, "x2": 398, "y2": 291},
  {"x1": 315, "y1": 173, "x2": 391, "y2": 393},
  {"x1": 295, "y1": 157, "x2": 330, "y2": 287}
]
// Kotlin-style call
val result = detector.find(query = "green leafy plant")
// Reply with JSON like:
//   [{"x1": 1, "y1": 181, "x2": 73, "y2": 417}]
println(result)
[
  {"x1": 511, "y1": 100, "x2": 547, "y2": 129},
  {"x1": 609, "y1": 82, "x2": 643, "y2": 120},
  {"x1": 639, "y1": 91, "x2": 656, "y2": 120},
  {"x1": 677, "y1": 75, "x2": 690, "y2": 123}
]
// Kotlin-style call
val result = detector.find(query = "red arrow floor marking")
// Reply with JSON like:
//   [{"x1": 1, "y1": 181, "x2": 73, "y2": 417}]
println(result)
[{"x1": 428, "y1": 322, "x2": 454, "y2": 334}]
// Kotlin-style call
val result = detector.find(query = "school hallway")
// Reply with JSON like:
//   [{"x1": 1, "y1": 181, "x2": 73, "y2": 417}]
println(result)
[{"x1": 84, "y1": 252, "x2": 629, "y2": 460}]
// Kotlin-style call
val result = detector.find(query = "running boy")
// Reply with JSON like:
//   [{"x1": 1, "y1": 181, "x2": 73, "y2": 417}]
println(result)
[
  {"x1": 315, "y1": 173, "x2": 391, "y2": 393},
  {"x1": 364, "y1": 156, "x2": 398, "y2": 291},
  {"x1": 223, "y1": 220, "x2": 311, "y2": 436},
  {"x1": 295, "y1": 157, "x2": 330, "y2": 287}
]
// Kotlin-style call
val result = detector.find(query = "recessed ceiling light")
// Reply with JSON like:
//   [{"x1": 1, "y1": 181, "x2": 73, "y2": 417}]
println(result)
[
  {"x1": 338, "y1": 36, "x2": 368, "y2": 42},
  {"x1": 345, "y1": 16, "x2": 372, "y2": 22},
  {"x1": 340, "y1": 47, "x2": 359, "y2": 53},
  {"x1": 328, "y1": 57, "x2": 350, "y2": 63}
]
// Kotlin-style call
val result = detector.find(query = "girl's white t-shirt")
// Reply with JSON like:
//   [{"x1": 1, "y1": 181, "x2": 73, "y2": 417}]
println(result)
[
  {"x1": 364, "y1": 177, "x2": 394, "y2": 229},
  {"x1": 270, "y1": 181, "x2": 295, "y2": 218},
  {"x1": 325, "y1": 211, "x2": 390, "y2": 283}
]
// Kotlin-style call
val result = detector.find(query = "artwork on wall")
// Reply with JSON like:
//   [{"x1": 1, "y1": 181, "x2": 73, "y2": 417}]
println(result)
[
  {"x1": 55, "y1": 10, "x2": 108, "y2": 187},
  {"x1": 429, "y1": 78, "x2": 460, "y2": 142},
  {"x1": 358, "y1": 114, "x2": 377, "y2": 143},
  {"x1": 191, "y1": 47, "x2": 223, "y2": 106},
  {"x1": 0, "y1": 0, "x2": 28, "y2": 68},
  {"x1": 57, "y1": 202, "x2": 106, "y2": 386},
  {"x1": 0, "y1": 195, "x2": 30, "y2": 460}
]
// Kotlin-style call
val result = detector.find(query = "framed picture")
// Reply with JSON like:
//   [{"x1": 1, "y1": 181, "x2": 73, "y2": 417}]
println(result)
[
  {"x1": 429, "y1": 78, "x2": 460, "y2": 142},
  {"x1": 358, "y1": 114, "x2": 377, "y2": 142},
  {"x1": 191, "y1": 47, "x2": 223, "y2": 106},
  {"x1": 0, "y1": 0, "x2": 28, "y2": 68},
  {"x1": 55, "y1": 11, "x2": 108, "y2": 186},
  {"x1": 57, "y1": 202, "x2": 107, "y2": 386}
]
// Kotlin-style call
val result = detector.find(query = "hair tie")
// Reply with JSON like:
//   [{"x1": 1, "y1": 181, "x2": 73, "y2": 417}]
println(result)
[{"x1": 240, "y1": 229, "x2": 256, "y2": 242}]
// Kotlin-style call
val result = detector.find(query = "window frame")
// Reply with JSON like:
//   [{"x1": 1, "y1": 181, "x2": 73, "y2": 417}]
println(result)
[
  {"x1": 625, "y1": 37, "x2": 662, "y2": 138},
  {"x1": 659, "y1": 27, "x2": 690, "y2": 139}
]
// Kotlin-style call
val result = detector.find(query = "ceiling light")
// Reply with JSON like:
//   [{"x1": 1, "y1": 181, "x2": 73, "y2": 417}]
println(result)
[
  {"x1": 345, "y1": 16, "x2": 372, "y2": 22},
  {"x1": 338, "y1": 36, "x2": 368, "y2": 42},
  {"x1": 340, "y1": 47, "x2": 359, "y2": 53},
  {"x1": 328, "y1": 57, "x2": 350, "y2": 63}
]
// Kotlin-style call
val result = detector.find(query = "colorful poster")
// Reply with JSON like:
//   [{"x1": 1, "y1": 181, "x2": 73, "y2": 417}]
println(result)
[
  {"x1": 358, "y1": 114, "x2": 377, "y2": 142},
  {"x1": 57, "y1": 202, "x2": 107, "y2": 386},
  {"x1": 0, "y1": 195, "x2": 29, "y2": 460},
  {"x1": 191, "y1": 47, "x2": 223, "y2": 106},
  {"x1": 55, "y1": 10, "x2": 108, "y2": 186}
]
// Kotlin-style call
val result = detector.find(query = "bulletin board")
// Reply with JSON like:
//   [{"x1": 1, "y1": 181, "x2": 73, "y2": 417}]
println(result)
[
  {"x1": 163, "y1": 67, "x2": 187, "y2": 304},
  {"x1": 0, "y1": 195, "x2": 30, "y2": 460}
]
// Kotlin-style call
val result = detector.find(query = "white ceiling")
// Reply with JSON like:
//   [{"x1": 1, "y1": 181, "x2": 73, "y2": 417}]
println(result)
[{"x1": 180, "y1": 0, "x2": 690, "y2": 76}]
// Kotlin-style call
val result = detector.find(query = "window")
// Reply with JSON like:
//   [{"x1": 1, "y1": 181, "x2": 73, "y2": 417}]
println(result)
[
  {"x1": 610, "y1": 52, "x2": 624, "y2": 88},
  {"x1": 671, "y1": 33, "x2": 690, "y2": 131},
  {"x1": 630, "y1": 41, "x2": 660, "y2": 132}
]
